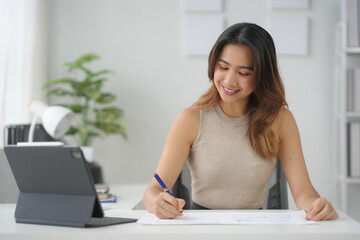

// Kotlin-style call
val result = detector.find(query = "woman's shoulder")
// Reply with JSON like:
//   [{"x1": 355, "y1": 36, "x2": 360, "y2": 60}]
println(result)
[
  {"x1": 171, "y1": 106, "x2": 200, "y2": 144},
  {"x1": 177, "y1": 106, "x2": 201, "y2": 124},
  {"x1": 275, "y1": 107, "x2": 294, "y2": 122},
  {"x1": 272, "y1": 107, "x2": 296, "y2": 134}
]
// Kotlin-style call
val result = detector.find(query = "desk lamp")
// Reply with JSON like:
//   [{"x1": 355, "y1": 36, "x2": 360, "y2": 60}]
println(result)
[{"x1": 27, "y1": 99, "x2": 75, "y2": 142}]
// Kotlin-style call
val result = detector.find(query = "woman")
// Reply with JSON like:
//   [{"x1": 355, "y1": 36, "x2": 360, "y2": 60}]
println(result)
[{"x1": 143, "y1": 22, "x2": 338, "y2": 221}]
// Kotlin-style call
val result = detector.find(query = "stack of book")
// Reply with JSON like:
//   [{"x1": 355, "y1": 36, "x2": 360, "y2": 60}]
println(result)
[
  {"x1": 343, "y1": 0, "x2": 360, "y2": 47},
  {"x1": 95, "y1": 183, "x2": 117, "y2": 203},
  {"x1": 349, "y1": 122, "x2": 360, "y2": 178}
]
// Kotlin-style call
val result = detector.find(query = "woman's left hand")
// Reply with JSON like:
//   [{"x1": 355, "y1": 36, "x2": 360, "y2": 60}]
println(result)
[{"x1": 305, "y1": 197, "x2": 338, "y2": 221}]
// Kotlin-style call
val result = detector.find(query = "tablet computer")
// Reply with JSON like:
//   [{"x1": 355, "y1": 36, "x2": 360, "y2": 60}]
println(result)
[{"x1": 4, "y1": 145, "x2": 137, "y2": 227}]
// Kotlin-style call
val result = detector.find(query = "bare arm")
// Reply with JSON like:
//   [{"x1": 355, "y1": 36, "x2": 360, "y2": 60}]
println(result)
[
  {"x1": 276, "y1": 108, "x2": 338, "y2": 221},
  {"x1": 143, "y1": 107, "x2": 200, "y2": 219}
]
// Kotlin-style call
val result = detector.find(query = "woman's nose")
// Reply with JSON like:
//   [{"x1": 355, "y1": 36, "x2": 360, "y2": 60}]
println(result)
[{"x1": 224, "y1": 71, "x2": 237, "y2": 86}]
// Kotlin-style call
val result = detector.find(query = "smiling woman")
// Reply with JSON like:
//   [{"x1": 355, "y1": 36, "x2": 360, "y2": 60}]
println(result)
[
  {"x1": 196, "y1": 23, "x2": 287, "y2": 160},
  {"x1": 143, "y1": 22, "x2": 338, "y2": 222},
  {"x1": 213, "y1": 44, "x2": 255, "y2": 115}
]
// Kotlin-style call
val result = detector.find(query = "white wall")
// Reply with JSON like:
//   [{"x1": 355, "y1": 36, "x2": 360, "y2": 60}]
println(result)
[{"x1": 48, "y1": 0, "x2": 340, "y2": 208}]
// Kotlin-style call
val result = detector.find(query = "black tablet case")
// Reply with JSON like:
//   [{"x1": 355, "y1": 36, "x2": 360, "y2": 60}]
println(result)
[{"x1": 4, "y1": 145, "x2": 136, "y2": 227}]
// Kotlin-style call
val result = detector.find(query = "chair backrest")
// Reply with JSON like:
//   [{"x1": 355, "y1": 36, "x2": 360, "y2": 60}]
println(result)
[
  {"x1": 264, "y1": 160, "x2": 288, "y2": 209},
  {"x1": 171, "y1": 163, "x2": 192, "y2": 209},
  {"x1": 172, "y1": 160, "x2": 288, "y2": 209}
]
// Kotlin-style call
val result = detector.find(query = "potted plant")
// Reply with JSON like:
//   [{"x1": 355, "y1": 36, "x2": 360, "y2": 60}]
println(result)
[{"x1": 43, "y1": 53, "x2": 128, "y2": 160}]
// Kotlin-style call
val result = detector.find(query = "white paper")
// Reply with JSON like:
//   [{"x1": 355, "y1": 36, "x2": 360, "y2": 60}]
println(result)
[
  {"x1": 183, "y1": 0, "x2": 223, "y2": 12},
  {"x1": 268, "y1": 16, "x2": 309, "y2": 56},
  {"x1": 269, "y1": 0, "x2": 309, "y2": 9},
  {"x1": 137, "y1": 210, "x2": 316, "y2": 225},
  {"x1": 184, "y1": 15, "x2": 224, "y2": 56}
]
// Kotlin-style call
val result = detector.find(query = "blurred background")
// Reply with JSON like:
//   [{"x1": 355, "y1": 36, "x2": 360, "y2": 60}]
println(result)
[{"x1": 1, "y1": 0, "x2": 354, "y2": 218}]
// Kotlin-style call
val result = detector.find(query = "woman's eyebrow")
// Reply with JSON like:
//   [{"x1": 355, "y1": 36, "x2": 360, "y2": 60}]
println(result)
[{"x1": 218, "y1": 59, "x2": 253, "y2": 71}]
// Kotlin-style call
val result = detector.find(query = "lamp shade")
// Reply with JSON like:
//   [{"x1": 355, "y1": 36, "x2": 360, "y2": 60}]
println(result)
[{"x1": 28, "y1": 99, "x2": 75, "y2": 139}]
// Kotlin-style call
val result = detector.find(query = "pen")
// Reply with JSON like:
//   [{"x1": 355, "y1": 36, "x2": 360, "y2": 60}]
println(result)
[{"x1": 153, "y1": 172, "x2": 185, "y2": 216}]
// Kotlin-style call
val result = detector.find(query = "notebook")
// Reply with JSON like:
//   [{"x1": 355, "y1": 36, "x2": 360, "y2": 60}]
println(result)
[{"x1": 4, "y1": 145, "x2": 137, "y2": 227}]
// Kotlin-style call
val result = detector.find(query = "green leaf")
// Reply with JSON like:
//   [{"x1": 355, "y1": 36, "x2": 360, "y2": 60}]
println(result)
[
  {"x1": 61, "y1": 104, "x2": 85, "y2": 113},
  {"x1": 77, "y1": 124, "x2": 101, "y2": 146},
  {"x1": 71, "y1": 81, "x2": 91, "y2": 94},
  {"x1": 88, "y1": 78, "x2": 106, "y2": 87},
  {"x1": 64, "y1": 54, "x2": 99, "y2": 73},
  {"x1": 42, "y1": 78, "x2": 77, "y2": 89},
  {"x1": 94, "y1": 93, "x2": 116, "y2": 104},
  {"x1": 78, "y1": 65, "x2": 94, "y2": 76},
  {"x1": 84, "y1": 131, "x2": 100, "y2": 138},
  {"x1": 66, "y1": 126, "x2": 79, "y2": 135},
  {"x1": 84, "y1": 88, "x2": 102, "y2": 100},
  {"x1": 95, "y1": 107, "x2": 124, "y2": 118},
  {"x1": 46, "y1": 88, "x2": 77, "y2": 97},
  {"x1": 93, "y1": 107, "x2": 128, "y2": 135},
  {"x1": 76, "y1": 54, "x2": 99, "y2": 64}
]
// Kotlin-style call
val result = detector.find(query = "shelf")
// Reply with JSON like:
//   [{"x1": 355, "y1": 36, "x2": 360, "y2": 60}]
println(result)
[
  {"x1": 346, "y1": 177, "x2": 360, "y2": 184},
  {"x1": 338, "y1": 175, "x2": 360, "y2": 184},
  {"x1": 347, "y1": 48, "x2": 360, "y2": 54},
  {"x1": 346, "y1": 112, "x2": 360, "y2": 119},
  {"x1": 336, "y1": 21, "x2": 360, "y2": 213}
]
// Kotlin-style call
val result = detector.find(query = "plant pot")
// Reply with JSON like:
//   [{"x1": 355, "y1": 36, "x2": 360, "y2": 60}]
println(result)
[{"x1": 80, "y1": 146, "x2": 93, "y2": 162}]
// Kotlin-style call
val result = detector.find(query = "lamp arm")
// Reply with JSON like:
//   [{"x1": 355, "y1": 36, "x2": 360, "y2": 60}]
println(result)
[{"x1": 28, "y1": 115, "x2": 39, "y2": 142}]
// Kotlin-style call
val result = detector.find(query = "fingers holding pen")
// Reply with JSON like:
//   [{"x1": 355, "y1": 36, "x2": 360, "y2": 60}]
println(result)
[
  {"x1": 155, "y1": 192, "x2": 184, "y2": 219},
  {"x1": 177, "y1": 198, "x2": 186, "y2": 211},
  {"x1": 155, "y1": 201, "x2": 178, "y2": 219}
]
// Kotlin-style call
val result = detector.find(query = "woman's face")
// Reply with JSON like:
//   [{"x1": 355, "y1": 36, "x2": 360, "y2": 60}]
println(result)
[{"x1": 214, "y1": 43, "x2": 255, "y2": 106}]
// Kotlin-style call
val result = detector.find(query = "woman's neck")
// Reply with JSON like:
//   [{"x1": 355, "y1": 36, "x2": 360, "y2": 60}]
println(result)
[{"x1": 219, "y1": 100, "x2": 249, "y2": 118}]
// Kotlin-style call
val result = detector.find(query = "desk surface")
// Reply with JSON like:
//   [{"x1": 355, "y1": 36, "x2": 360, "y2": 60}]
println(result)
[{"x1": 1, "y1": 184, "x2": 359, "y2": 240}]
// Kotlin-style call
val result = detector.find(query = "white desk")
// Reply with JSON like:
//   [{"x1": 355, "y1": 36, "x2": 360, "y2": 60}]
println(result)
[
  {"x1": 1, "y1": 184, "x2": 359, "y2": 240},
  {"x1": 101, "y1": 183, "x2": 147, "y2": 210}
]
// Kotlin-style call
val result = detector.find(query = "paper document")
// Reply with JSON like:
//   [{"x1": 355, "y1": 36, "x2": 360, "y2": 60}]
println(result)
[{"x1": 137, "y1": 210, "x2": 316, "y2": 225}]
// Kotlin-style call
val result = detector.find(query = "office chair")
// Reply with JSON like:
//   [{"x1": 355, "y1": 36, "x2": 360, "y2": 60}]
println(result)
[
  {"x1": 172, "y1": 160, "x2": 288, "y2": 209},
  {"x1": 265, "y1": 160, "x2": 288, "y2": 209}
]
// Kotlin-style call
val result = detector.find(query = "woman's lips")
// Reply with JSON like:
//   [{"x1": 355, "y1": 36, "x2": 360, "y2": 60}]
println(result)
[{"x1": 222, "y1": 85, "x2": 240, "y2": 95}]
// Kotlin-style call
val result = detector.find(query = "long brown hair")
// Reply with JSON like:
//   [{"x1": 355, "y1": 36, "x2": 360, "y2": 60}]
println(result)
[{"x1": 194, "y1": 23, "x2": 287, "y2": 160}]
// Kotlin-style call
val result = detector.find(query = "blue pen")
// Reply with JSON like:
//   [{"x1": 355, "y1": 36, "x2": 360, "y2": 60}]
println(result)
[{"x1": 153, "y1": 172, "x2": 185, "y2": 216}]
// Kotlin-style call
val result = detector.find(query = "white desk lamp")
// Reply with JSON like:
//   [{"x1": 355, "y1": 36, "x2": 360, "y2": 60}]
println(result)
[{"x1": 27, "y1": 99, "x2": 75, "y2": 142}]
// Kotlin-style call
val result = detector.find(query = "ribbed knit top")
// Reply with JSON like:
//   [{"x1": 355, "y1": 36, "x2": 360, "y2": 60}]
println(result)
[{"x1": 187, "y1": 103, "x2": 276, "y2": 209}]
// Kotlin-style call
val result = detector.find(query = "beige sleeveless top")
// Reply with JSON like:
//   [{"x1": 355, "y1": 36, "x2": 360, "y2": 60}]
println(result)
[{"x1": 188, "y1": 103, "x2": 276, "y2": 209}]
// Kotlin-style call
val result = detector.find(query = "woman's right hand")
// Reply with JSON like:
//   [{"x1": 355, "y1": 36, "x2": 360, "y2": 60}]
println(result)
[
  {"x1": 154, "y1": 192, "x2": 185, "y2": 219},
  {"x1": 143, "y1": 108, "x2": 199, "y2": 218}
]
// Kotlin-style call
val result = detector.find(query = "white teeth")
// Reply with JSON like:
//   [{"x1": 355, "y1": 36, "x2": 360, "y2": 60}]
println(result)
[{"x1": 224, "y1": 87, "x2": 238, "y2": 93}]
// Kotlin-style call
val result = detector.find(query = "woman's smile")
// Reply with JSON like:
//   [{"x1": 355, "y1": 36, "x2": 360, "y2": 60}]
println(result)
[
  {"x1": 222, "y1": 85, "x2": 240, "y2": 95},
  {"x1": 214, "y1": 44, "x2": 255, "y2": 107}
]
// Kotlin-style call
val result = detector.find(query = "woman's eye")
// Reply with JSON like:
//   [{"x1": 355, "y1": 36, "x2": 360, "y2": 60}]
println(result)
[
  {"x1": 239, "y1": 72, "x2": 250, "y2": 76},
  {"x1": 219, "y1": 65, "x2": 228, "y2": 70}
]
